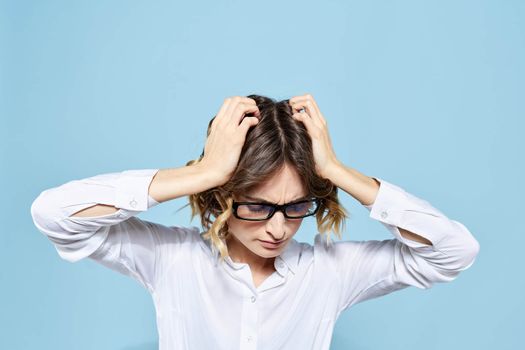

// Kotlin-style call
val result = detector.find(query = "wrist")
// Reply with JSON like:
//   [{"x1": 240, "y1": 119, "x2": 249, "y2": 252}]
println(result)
[
  {"x1": 192, "y1": 162, "x2": 227, "y2": 188},
  {"x1": 322, "y1": 160, "x2": 344, "y2": 182}
]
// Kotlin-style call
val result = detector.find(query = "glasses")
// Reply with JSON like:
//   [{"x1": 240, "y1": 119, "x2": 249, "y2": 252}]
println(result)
[{"x1": 232, "y1": 198, "x2": 322, "y2": 221}]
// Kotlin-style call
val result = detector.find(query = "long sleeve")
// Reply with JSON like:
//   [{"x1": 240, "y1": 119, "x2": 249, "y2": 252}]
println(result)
[
  {"x1": 316, "y1": 177, "x2": 480, "y2": 313},
  {"x1": 30, "y1": 169, "x2": 198, "y2": 294}
]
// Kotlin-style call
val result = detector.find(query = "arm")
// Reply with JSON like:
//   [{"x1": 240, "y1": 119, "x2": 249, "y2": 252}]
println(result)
[
  {"x1": 71, "y1": 163, "x2": 221, "y2": 217},
  {"x1": 287, "y1": 94, "x2": 480, "y2": 313},
  {"x1": 31, "y1": 96, "x2": 264, "y2": 292},
  {"x1": 316, "y1": 162, "x2": 480, "y2": 312},
  {"x1": 324, "y1": 163, "x2": 433, "y2": 245},
  {"x1": 30, "y1": 163, "x2": 219, "y2": 292}
]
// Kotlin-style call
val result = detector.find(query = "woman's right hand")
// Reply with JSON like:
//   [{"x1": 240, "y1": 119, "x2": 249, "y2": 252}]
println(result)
[{"x1": 198, "y1": 96, "x2": 260, "y2": 186}]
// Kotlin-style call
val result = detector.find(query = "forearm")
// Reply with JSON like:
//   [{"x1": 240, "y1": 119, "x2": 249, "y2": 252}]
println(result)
[
  {"x1": 324, "y1": 162, "x2": 380, "y2": 206},
  {"x1": 72, "y1": 164, "x2": 219, "y2": 218},
  {"x1": 148, "y1": 163, "x2": 222, "y2": 203},
  {"x1": 324, "y1": 162, "x2": 432, "y2": 245}
]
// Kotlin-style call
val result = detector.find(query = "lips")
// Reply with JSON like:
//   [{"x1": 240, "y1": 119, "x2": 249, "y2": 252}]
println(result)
[{"x1": 259, "y1": 239, "x2": 285, "y2": 249}]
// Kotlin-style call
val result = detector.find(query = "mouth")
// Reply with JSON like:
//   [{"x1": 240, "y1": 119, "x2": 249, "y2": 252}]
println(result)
[{"x1": 259, "y1": 239, "x2": 285, "y2": 249}]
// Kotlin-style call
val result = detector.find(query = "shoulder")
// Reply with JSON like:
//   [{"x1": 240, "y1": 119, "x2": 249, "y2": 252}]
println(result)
[
  {"x1": 116, "y1": 217, "x2": 203, "y2": 251},
  {"x1": 311, "y1": 233, "x2": 376, "y2": 271},
  {"x1": 312, "y1": 233, "x2": 363, "y2": 255}
]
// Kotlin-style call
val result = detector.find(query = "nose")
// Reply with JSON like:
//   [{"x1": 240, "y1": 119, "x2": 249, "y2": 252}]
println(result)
[{"x1": 265, "y1": 210, "x2": 286, "y2": 240}]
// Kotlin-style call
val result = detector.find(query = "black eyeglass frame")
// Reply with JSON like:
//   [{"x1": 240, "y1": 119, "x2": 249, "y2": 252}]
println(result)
[{"x1": 231, "y1": 197, "x2": 323, "y2": 221}]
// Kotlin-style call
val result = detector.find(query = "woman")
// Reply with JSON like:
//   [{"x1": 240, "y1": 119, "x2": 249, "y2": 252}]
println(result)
[{"x1": 30, "y1": 94, "x2": 480, "y2": 349}]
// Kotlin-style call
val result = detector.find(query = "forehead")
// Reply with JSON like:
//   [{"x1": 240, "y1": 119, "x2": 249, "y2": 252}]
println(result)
[{"x1": 236, "y1": 164, "x2": 308, "y2": 203}]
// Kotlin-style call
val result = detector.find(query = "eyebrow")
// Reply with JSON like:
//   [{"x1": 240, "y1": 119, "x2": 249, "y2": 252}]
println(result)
[{"x1": 242, "y1": 194, "x2": 311, "y2": 204}]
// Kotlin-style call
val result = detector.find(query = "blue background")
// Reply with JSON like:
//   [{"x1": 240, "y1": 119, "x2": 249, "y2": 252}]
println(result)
[{"x1": 2, "y1": 0, "x2": 523, "y2": 349}]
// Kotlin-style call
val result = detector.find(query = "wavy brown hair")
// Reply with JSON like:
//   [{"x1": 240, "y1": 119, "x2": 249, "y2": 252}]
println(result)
[{"x1": 184, "y1": 94, "x2": 349, "y2": 262}]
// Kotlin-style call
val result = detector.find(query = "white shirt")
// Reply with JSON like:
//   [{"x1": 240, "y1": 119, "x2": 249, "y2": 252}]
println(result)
[{"x1": 30, "y1": 169, "x2": 480, "y2": 350}]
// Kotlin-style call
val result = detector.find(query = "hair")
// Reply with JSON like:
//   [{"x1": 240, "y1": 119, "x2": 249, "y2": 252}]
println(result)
[{"x1": 184, "y1": 94, "x2": 349, "y2": 262}]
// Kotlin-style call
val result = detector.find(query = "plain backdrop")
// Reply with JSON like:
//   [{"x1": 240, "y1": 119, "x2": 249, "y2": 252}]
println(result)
[{"x1": 2, "y1": 0, "x2": 523, "y2": 349}]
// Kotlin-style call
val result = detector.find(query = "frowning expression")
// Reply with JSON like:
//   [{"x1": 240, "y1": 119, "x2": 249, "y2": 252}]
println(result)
[{"x1": 226, "y1": 163, "x2": 308, "y2": 257}]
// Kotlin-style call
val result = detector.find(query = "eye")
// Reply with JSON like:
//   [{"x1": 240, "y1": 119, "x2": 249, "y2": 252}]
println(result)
[
  {"x1": 246, "y1": 204, "x2": 271, "y2": 213},
  {"x1": 288, "y1": 202, "x2": 310, "y2": 212},
  {"x1": 286, "y1": 200, "x2": 316, "y2": 216}
]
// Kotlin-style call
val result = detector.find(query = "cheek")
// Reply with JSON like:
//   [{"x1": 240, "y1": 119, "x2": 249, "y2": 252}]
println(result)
[
  {"x1": 227, "y1": 217, "x2": 261, "y2": 235},
  {"x1": 290, "y1": 219, "x2": 303, "y2": 228},
  {"x1": 286, "y1": 220, "x2": 303, "y2": 234}
]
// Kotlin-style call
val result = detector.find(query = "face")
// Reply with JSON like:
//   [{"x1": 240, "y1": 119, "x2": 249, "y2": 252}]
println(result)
[{"x1": 226, "y1": 163, "x2": 308, "y2": 262}]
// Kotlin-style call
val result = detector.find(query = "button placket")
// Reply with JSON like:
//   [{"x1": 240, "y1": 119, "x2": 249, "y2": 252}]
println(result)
[{"x1": 239, "y1": 294, "x2": 258, "y2": 349}]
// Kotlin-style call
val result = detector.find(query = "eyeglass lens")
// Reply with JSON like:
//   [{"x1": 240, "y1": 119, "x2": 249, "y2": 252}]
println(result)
[{"x1": 236, "y1": 200, "x2": 317, "y2": 220}]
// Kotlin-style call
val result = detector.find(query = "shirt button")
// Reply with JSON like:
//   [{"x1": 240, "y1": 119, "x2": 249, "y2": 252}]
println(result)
[
  {"x1": 380, "y1": 210, "x2": 388, "y2": 219},
  {"x1": 251, "y1": 296, "x2": 256, "y2": 303},
  {"x1": 129, "y1": 199, "x2": 137, "y2": 208},
  {"x1": 247, "y1": 336, "x2": 253, "y2": 342}
]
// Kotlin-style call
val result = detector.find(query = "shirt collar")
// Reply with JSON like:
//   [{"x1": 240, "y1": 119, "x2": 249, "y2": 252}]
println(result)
[{"x1": 199, "y1": 233, "x2": 302, "y2": 275}]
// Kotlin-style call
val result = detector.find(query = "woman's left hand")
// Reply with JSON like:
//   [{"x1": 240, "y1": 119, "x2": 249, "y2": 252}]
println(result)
[{"x1": 288, "y1": 94, "x2": 341, "y2": 180}]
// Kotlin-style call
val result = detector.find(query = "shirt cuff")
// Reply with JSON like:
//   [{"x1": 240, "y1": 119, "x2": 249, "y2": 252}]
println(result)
[
  {"x1": 363, "y1": 177, "x2": 444, "y2": 248},
  {"x1": 115, "y1": 169, "x2": 160, "y2": 211}
]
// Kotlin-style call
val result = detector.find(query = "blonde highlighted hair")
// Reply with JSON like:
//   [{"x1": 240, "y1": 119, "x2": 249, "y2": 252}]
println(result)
[{"x1": 184, "y1": 94, "x2": 349, "y2": 262}]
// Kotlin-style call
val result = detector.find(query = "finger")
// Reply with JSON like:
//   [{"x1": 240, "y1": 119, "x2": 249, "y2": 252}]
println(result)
[
  {"x1": 290, "y1": 100, "x2": 311, "y2": 114},
  {"x1": 239, "y1": 115, "x2": 259, "y2": 134},
  {"x1": 231, "y1": 102, "x2": 260, "y2": 126},
  {"x1": 290, "y1": 100, "x2": 323, "y2": 127},
  {"x1": 214, "y1": 97, "x2": 235, "y2": 128},
  {"x1": 242, "y1": 97, "x2": 257, "y2": 105},
  {"x1": 291, "y1": 111, "x2": 316, "y2": 136},
  {"x1": 290, "y1": 94, "x2": 318, "y2": 108},
  {"x1": 222, "y1": 96, "x2": 243, "y2": 125},
  {"x1": 222, "y1": 97, "x2": 259, "y2": 123},
  {"x1": 289, "y1": 93, "x2": 311, "y2": 104},
  {"x1": 290, "y1": 95, "x2": 321, "y2": 116},
  {"x1": 290, "y1": 98, "x2": 325, "y2": 126},
  {"x1": 232, "y1": 97, "x2": 257, "y2": 117},
  {"x1": 290, "y1": 94, "x2": 322, "y2": 115},
  {"x1": 289, "y1": 102, "x2": 307, "y2": 113},
  {"x1": 216, "y1": 97, "x2": 233, "y2": 117}
]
